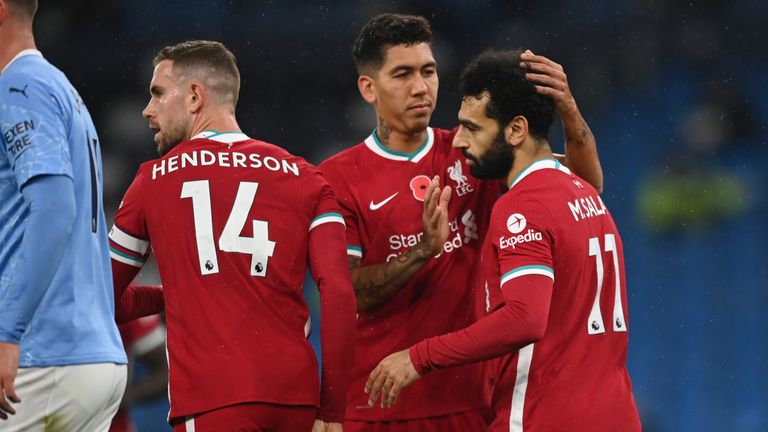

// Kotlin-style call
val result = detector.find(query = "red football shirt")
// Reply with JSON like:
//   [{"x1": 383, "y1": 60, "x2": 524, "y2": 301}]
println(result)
[
  {"x1": 319, "y1": 127, "x2": 502, "y2": 421},
  {"x1": 411, "y1": 159, "x2": 641, "y2": 431},
  {"x1": 109, "y1": 131, "x2": 356, "y2": 422}
]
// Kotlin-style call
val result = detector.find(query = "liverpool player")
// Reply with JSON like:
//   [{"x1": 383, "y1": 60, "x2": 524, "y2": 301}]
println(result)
[
  {"x1": 367, "y1": 49, "x2": 642, "y2": 431},
  {"x1": 319, "y1": 14, "x2": 603, "y2": 430},
  {"x1": 109, "y1": 40, "x2": 356, "y2": 431}
]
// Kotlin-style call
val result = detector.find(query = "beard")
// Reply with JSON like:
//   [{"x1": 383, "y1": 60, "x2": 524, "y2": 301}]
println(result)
[
  {"x1": 156, "y1": 117, "x2": 190, "y2": 156},
  {"x1": 464, "y1": 130, "x2": 514, "y2": 180}
]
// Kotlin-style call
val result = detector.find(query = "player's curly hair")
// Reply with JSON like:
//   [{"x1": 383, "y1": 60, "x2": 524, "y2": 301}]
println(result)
[
  {"x1": 352, "y1": 13, "x2": 432, "y2": 74},
  {"x1": 459, "y1": 50, "x2": 555, "y2": 140}
]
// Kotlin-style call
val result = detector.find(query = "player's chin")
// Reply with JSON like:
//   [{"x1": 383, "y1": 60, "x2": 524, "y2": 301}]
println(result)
[{"x1": 404, "y1": 116, "x2": 431, "y2": 134}]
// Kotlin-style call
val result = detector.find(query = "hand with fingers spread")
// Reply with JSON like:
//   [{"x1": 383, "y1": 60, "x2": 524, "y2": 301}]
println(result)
[
  {"x1": 417, "y1": 176, "x2": 452, "y2": 259},
  {"x1": 365, "y1": 349, "x2": 421, "y2": 409},
  {"x1": 519, "y1": 49, "x2": 603, "y2": 191},
  {"x1": 519, "y1": 49, "x2": 578, "y2": 116},
  {"x1": 0, "y1": 342, "x2": 21, "y2": 420}
]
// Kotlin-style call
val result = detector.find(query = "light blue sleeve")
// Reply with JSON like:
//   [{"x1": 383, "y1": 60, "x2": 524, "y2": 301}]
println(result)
[
  {"x1": 0, "y1": 72, "x2": 72, "y2": 190},
  {"x1": 0, "y1": 175, "x2": 77, "y2": 344}
]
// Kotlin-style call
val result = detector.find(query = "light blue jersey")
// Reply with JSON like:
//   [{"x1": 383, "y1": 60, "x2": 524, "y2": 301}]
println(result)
[{"x1": 0, "y1": 50, "x2": 126, "y2": 367}]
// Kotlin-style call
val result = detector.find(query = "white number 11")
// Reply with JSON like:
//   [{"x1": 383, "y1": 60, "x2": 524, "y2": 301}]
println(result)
[
  {"x1": 587, "y1": 234, "x2": 626, "y2": 335},
  {"x1": 181, "y1": 180, "x2": 276, "y2": 277}
]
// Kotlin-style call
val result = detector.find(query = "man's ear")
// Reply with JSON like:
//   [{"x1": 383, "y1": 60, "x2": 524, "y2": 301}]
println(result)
[
  {"x1": 358, "y1": 75, "x2": 377, "y2": 105},
  {"x1": 504, "y1": 116, "x2": 528, "y2": 148},
  {"x1": 188, "y1": 82, "x2": 205, "y2": 113},
  {"x1": 0, "y1": 1, "x2": 9, "y2": 24}
]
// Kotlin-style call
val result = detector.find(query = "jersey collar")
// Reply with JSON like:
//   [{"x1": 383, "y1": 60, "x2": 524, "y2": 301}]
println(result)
[
  {"x1": 508, "y1": 158, "x2": 572, "y2": 189},
  {"x1": 191, "y1": 130, "x2": 250, "y2": 143},
  {"x1": 363, "y1": 127, "x2": 434, "y2": 163},
  {"x1": 2, "y1": 49, "x2": 43, "y2": 74}
]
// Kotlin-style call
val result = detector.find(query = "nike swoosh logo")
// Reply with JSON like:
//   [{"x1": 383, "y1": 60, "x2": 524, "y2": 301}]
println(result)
[{"x1": 369, "y1": 192, "x2": 399, "y2": 211}]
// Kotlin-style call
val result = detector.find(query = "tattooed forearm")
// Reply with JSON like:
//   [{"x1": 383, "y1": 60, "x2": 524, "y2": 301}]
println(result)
[{"x1": 349, "y1": 246, "x2": 431, "y2": 312}]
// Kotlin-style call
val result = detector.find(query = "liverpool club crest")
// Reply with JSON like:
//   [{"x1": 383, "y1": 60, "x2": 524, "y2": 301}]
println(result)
[{"x1": 447, "y1": 160, "x2": 474, "y2": 196}]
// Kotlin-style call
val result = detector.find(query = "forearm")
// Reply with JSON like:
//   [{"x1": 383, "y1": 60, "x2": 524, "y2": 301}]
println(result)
[
  {"x1": 560, "y1": 106, "x2": 603, "y2": 192},
  {"x1": 115, "y1": 284, "x2": 164, "y2": 324},
  {"x1": 111, "y1": 257, "x2": 163, "y2": 323},
  {"x1": 350, "y1": 244, "x2": 433, "y2": 312},
  {"x1": 309, "y1": 224, "x2": 357, "y2": 422},
  {"x1": 410, "y1": 275, "x2": 552, "y2": 374},
  {"x1": 0, "y1": 175, "x2": 76, "y2": 343}
]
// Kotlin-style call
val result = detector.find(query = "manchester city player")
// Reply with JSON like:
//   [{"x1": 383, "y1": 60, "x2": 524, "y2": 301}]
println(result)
[{"x1": 0, "y1": 0, "x2": 127, "y2": 429}]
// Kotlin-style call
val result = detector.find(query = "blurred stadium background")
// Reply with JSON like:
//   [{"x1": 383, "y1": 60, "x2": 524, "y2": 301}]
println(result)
[{"x1": 34, "y1": 0, "x2": 767, "y2": 430}]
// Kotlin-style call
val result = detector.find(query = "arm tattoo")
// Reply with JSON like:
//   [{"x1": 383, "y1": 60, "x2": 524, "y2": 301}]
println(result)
[{"x1": 349, "y1": 246, "x2": 429, "y2": 312}]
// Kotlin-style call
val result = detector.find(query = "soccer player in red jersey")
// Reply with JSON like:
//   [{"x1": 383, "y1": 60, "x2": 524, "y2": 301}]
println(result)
[
  {"x1": 319, "y1": 14, "x2": 604, "y2": 431},
  {"x1": 108, "y1": 40, "x2": 356, "y2": 432},
  {"x1": 367, "y1": 49, "x2": 642, "y2": 431}
]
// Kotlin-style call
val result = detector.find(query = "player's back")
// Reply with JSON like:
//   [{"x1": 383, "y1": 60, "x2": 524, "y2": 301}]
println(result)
[
  {"x1": 126, "y1": 132, "x2": 331, "y2": 418},
  {"x1": 490, "y1": 159, "x2": 640, "y2": 431}
]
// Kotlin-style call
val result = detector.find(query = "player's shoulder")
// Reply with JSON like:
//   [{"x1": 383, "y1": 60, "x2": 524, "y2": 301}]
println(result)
[
  {"x1": 431, "y1": 126, "x2": 458, "y2": 143},
  {"x1": 318, "y1": 140, "x2": 368, "y2": 171},
  {"x1": 1, "y1": 58, "x2": 66, "y2": 108}
]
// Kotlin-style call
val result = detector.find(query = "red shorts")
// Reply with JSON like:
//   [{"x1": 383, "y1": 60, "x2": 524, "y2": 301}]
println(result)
[
  {"x1": 172, "y1": 402, "x2": 316, "y2": 432},
  {"x1": 344, "y1": 409, "x2": 488, "y2": 432}
]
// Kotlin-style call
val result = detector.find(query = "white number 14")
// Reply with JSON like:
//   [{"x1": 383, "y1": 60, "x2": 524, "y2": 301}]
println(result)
[
  {"x1": 181, "y1": 180, "x2": 276, "y2": 277},
  {"x1": 587, "y1": 234, "x2": 626, "y2": 335}
]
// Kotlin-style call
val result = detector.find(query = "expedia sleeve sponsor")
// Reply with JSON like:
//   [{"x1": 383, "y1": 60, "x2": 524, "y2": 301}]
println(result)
[
  {"x1": 3, "y1": 119, "x2": 35, "y2": 160},
  {"x1": 500, "y1": 229, "x2": 544, "y2": 250}
]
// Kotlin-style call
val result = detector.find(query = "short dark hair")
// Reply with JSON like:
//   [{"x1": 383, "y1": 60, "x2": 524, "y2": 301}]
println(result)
[
  {"x1": 352, "y1": 13, "x2": 432, "y2": 74},
  {"x1": 460, "y1": 50, "x2": 555, "y2": 140},
  {"x1": 6, "y1": 0, "x2": 37, "y2": 19},
  {"x1": 154, "y1": 40, "x2": 240, "y2": 109}
]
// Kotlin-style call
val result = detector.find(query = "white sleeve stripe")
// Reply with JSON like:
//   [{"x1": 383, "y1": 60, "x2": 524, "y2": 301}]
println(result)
[
  {"x1": 309, "y1": 214, "x2": 345, "y2": 231},
  {"x1": 501, "y1": 267, "x2": 554, "y2": 286},
  {"x1": 110, "y1": 250, "x2": 145, "y2": 267},
  {"x1": 109, "y1": 225, "x2": 149, "y2": 254},
  {"x1": 347, "y1": 247, "x2": 363, "y2": 258}
]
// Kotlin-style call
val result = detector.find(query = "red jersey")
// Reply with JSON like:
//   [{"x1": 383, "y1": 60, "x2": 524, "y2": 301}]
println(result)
[
  {"x1": 319, "y1": 127, "x2": 502, "y2": 421},
  {"x1": 109, "y1": 131, "x2": 356, "y2": 422},
  {"x1": 411, "y1": 159, "x2": 641, "y2": 431},
  {"x1": 110, "y1": 315, "x2": 165, "y2": 432}
]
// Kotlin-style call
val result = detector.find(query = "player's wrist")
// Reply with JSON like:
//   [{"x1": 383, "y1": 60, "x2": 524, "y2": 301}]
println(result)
[{"x1": 412, "y1": 241, "x2": 438, "y2": 262}]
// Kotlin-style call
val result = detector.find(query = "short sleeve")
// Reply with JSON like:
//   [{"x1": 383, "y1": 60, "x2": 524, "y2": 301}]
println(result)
[
  {"x1": 492, "y1": 197, "x2": 556, "y2": 291},
  {"x1": 0, "y1": 74, "x2": 72, "y2": 189},
  {"x1": 109, "y1": 168, "x2": 150, "y2": 267}
]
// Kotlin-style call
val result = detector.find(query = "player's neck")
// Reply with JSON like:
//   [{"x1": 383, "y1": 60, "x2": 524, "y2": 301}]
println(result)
[
  {"x1": 0, "y1": 24, "x2": 36, "y2": 73},
  {"x1": 505, "y1": 142, "x2": 553, "y2": 187},
  {"x1": 187, "y1": 110, "x2": 241, "y2": 141},
  {"x1": 375, "y1": 121, "x2": 428, "y2": 154}
]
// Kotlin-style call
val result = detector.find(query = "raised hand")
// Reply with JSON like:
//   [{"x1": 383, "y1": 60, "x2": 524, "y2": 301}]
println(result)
[
  {"x1": 520, "y1": 49, "x2": 578, "y2": 116},
  {"x1": 365, "y1": 349, "x2": 421, "y2": 409},
  {"x1": 419, "y1": 176, "x2": 452, "y2": 258}
]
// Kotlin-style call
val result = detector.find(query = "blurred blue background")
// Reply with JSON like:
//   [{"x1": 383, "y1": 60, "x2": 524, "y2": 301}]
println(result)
[{"x1": 38, "y1": 0, "x2": 767, "y2": 430}]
